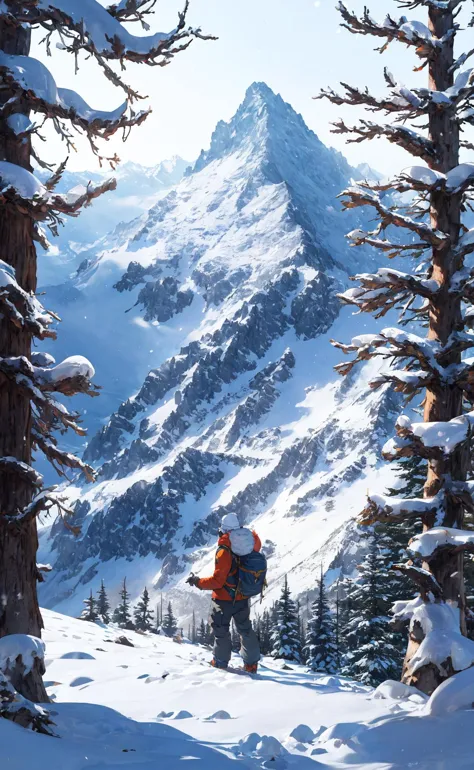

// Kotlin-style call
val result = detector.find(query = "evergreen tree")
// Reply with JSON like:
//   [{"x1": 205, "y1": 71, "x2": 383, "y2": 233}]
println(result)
[
  {"x1": 272, "y1": 576, "x2": 301, "y2": 662},
  {"x1": 341, "y1": 534, "x2": 401, "y2": 686},
  {"x1": 133, "y1": 587, "x2": 154, "y2": 632},
  {"x1": 81, "y1": 590, "x2": 99, "y2": 622},
  {"x1": 112, "y1": 578, "x2": 133, "y2": 629},
  {"x1": 255, "y1": 609, "x2": 274, "y2": 656},
  {"x1": 198, "y1": 618, "x2": 206, "y2": 645},
  {"x1": 320, "y1": 0, "x2": 474, "y2": 694},
  {"x1": 96, "y1": 580, "x2": 110, "y2": 624},
  {"x1": 386, "y1": 455, "x2": 427, "y2": 499},
  {"x1": 0, "y1": 0, "x2": 210, "y2": 709},
  {"x1": 191, "y1": 611, "x2": 197, "y2": 644},
  {"x1": 162, "y1": 601, "x2": 178, "y2": 638},
  {"x1": 304, "y1": 574, "x2": 338, "y2": 673},
  {"x1": 334, "y1": 583, "x2": 341, "y2": 671}
]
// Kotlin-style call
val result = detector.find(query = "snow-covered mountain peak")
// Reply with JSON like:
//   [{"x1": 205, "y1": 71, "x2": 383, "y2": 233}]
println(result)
[
  {"x1": 38, "y1": 83, "x2": 390, "y2": 619},
  {"x1": 192, "y1": 81, "x2": 343, "y2": 183}
]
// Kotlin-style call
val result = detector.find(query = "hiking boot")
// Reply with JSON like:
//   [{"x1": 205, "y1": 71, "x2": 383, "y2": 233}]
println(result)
[
  {"x1": 243, "y1": 662, "x2": 258, "y2": 674},
  {"x1": 210, "y1": 658, "x2": 228, "y2": 670}
]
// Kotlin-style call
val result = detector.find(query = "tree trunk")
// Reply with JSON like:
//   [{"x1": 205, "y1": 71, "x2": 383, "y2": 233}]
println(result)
[
  {"x1": 0, "y1": 15, "x2": 47, "y2": 703},
  {"x1": 402, "y1": 6, "x2": 468, "y2": 694}
]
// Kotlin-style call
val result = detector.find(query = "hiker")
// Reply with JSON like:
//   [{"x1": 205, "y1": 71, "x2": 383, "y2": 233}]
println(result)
[{"x1": 186, "y1": 512, "x2": 266, "y2": 673}]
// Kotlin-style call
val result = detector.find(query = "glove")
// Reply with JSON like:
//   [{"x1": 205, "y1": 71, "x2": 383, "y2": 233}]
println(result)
[{"x1": 186, "y1": 574, "x2": 200, "y2": 587}]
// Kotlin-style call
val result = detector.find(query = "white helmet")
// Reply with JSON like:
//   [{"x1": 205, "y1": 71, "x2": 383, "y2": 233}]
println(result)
[{"x1": 220, "y1": 512, "x2": 240, "y2": 533}]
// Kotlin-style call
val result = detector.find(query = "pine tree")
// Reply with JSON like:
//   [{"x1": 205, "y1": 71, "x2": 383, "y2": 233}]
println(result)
[
  {"x1": 96, "y1": 580, "x2": 110, "y2": 624},
  {"x1": 304, "y1": 574, "x2": 338, "y2": 674},
  {"x1": 81, "y1": 590, "x2": 99, "y2": 623},
  {"x1": 386, "y1": 455, "x2": 427, "y2": 499},
  {"x1": 272, "y1": 576, "x2": 301, "y2": 662},
  {"x1": 113, "y1": 578, "x2": 133, "y2": 629},
  {"x1": 255, "y1": 609, "x2": 273, "y2": 656},
  {"x1": 162, "y1": 601, "x2": 178, "y2": 638},
  {"x1": 341, "y1": 534, "x2": 401, "y2": 686},
  {"x1": 133, "y1": 587, "x2": 154, "y2": 632},
  {"x1": 196, "y1": 618, "x2": 205, "y2": 644},
  {"x1": 319, "y1": 0, "x2": 474, "y2": 694},
  {"x1": 334, "y1": 584, "x2": 341, "y2": 671},
  {"x1": 0, "y1": 0, "x2": 210, "y2": 708},
  {"x1": 191, "y1": 611, "x2": 197, "y2": 644}
]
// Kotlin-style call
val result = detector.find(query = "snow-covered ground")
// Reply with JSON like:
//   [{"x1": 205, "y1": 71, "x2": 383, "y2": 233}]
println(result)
[{"x1": 4, "y1": 610, "x2": 474, "y2": 769}]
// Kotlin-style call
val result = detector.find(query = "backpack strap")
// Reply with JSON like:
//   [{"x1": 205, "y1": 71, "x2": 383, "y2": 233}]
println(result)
[{"x1": 217, "y1": 544, "x2": 240, "y2": 600}]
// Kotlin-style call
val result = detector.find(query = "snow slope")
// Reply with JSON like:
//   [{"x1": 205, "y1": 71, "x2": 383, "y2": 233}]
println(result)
[
  {"x1": 37, "y1": 156, "x2": 189, "y2": 287},
  {"x1": 38, "y1": 82, "x2": 397, "y2": 619},
  {"x1": 4, "y1": 609, "x2": 474, "y2": 770}
]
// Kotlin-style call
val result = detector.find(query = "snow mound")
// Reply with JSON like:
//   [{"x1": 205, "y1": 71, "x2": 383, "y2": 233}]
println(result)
[
  {"x1": 207, "y1": 710, "x2": 232, "y2": 720},
  {"x1": 256, "y1": 735, "x2": 287, "y2": 757},
  {"x1": 237, "y1": 732, "x2": 261, "y2": 754},
  {"x1": 174, "y1": 710, "x2": 193, "y2": 719},
  {"x1": 60, "y1": 651, "x2": 95, "y2": 660},
  {"x1": 425, "y1": 666, "x2": 474, "y2": 716},
  {"x1": 289, "y1": 724, "x2": 315, "y2": 743},
  {"x1": 372, "y1": 679, "x2": 428, "y2": 704}
]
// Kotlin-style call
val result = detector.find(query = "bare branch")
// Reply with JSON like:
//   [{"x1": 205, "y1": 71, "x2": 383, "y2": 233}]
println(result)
[{"x1": 33, "y1": 433, "x2": 96, "y2": 482}]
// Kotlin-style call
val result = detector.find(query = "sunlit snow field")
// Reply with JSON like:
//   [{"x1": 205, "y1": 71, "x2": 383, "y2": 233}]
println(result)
[{"x1": 3, "y1": 610, "x2": 473, "y2": 770}]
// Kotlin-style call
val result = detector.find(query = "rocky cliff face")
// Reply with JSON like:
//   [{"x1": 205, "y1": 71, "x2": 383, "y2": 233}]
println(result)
[{"x1": 38, "y1": 83, "x2": 395, "y2": 618}]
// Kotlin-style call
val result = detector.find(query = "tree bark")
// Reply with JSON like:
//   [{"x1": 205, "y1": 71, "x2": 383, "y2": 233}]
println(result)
[
  {"x1": 402, "y1": 5, "x2": 468, "y2": 694},
  {"x1": 0, "y1": 14, "x2": 47, "y2": 703}
]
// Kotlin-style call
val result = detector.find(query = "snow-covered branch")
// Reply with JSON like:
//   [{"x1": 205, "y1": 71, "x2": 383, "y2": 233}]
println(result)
[
  {"x1": 332, "y1": 119, "x2": 436, "y2": 164},
  {"x1": 359, "y1": 491, "x2": 443, "y2": 525},
  {"x1": 398, "y1": 1, "x2": 462, "y2": 11},
  {"x1": 0, "y1": 354, "x2": 98, "y2": 399},
  {"x1": 340, "y1": 186, "x2": 449, "y2": 248},
  {"x1": 0, "y1": 161, "x2": 117, "y2": 236},
  {"x1": 0, "y1": 354, "x2": 98, "y2": 478},
  {"x1": 317, "y1": 79, "x2": 416, "y2": 116},
  {"x1": 0, "y1": 457, "x2": 43, "y2": 488},
  {"x1": 332, "y1": 325, "x2": 441, "y2": 379},
  {"x1": 0, "y1": 52, "x2": 151, "y2": 156},
  {"x1": 337, "y1": 2, "x2": 451, "y2": 59},
  {"x1": 0, "y1": 260, "x2": 57, "y2": 339},
  {"x1": 370, "y1": 369, "x2": 433, "y2": 398},
  {"x1": 27, "y1": 0, "x2": 214, "y2": 67},
  {"x1": 383, "y1": 410, "x2": 474, "y2": 460},
  {"x1": 409, "y1": 526, "x2": 474, "y2": 559},
  {"x1": 336, "y1": 268, "x2": 437, "y2": 322},
  {"x1": 107, "y1": 0, "x2": 157, "y2": 23},
  {"x1": 391, "y1": 563, "x2": 443, "y2": 600}
]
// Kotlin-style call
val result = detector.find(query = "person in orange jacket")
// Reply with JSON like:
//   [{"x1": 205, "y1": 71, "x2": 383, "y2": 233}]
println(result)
[{"x1": 187, "y1": 512, "x2": 261, "y2": 673}]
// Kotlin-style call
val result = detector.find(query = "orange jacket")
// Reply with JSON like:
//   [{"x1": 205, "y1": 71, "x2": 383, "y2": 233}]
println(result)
[{"x1": 198, "y1": 530, "x2": 262, "y2": 601}]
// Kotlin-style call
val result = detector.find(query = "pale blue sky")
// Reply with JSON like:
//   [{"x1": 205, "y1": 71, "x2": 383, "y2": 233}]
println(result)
[{"x1": 31, "y1": 0, "x2": 474, "y2": 175}]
